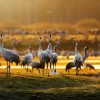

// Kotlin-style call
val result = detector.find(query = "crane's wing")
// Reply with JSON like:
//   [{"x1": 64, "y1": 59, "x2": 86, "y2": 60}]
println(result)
[
  {"x1": 2, "y1": 48, "x2": 20, "y2": 65},
  {"x1": 51, "y1": 53, "x2": 58, "y2": 62},
  {"x1": 22, "y1": 53, "x2": 33, "y2": 63},
  {"x1": 52, "y1": 53, "x2": 58, "y2": 58},
  {"x1": 39, "y1": 51, "x2": 50, "y2": 60},
  {"x1": 30, "y1": 62, "x2": 40, "y2": 67}
]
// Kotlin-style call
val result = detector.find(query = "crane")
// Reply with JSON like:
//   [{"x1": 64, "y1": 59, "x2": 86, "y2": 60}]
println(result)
[
  {"x1": 0, "y1": 34, "x2": 20, "y2": 76},
  {"x1": 21, "y1": 46, "x2": 33, "y2": 71},
  {"x1": 38, "y1": 37, "x2": 51, "y2": 76},
  {"x1": 51, "y1": 45, "x2": 58, "y2": 73},
  {"x1": 73, "y1": 41, "x2": 83, "y2": 75}
]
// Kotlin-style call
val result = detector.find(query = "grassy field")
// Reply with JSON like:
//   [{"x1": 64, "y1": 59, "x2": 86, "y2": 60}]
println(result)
[
  {"x1": 0, "y1": 56, "x2": 100, "y2": 100},
  {"x1": 0, "y1": 68, "x2": 100, "y2": 100}
]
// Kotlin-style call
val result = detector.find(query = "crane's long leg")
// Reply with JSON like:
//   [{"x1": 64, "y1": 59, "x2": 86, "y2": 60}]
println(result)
[
  {"x1": 55, "y1": 63, "x2": 56, "y2": 72},
  {"x1": 76, "y1": 67, "x2": 78, "y2": 76},
  {"x1": 27, "y1": 65, "x2": 29, "y2": 72},
  {"x1": 8, "y1": 62, "x2": 11, "y2": 77},
  {"x1": 46, "y1": 63, "x2": 49, "y2": 76},
  {"x1": 42, "y1": 69, "x2": 44, "y2": 76},
  {"x1": 32, "y1": 67, "x2": 33, "y2": 73},
  {"x1": 77, "y1": 68, "x2": 79, "y2": 75},
  {"x1": 50, "y1": 62, "x2": 51, "y2": 71},
  {"x1": 46, "y1": 62, "x2": 48, "y2": 74},
  {"x1": 68, "y1": 69, "x2": 69, "y2": 75},
  {"x1": 66, "y1": 68, "x2": 68, "y2": 74},
  {"x1": 24, "y1": 65, "x2": 26, "y2": 69},
  {"x1": 37, "y1": 68, "x2": 40, "y2": 74},
  {"x1": 53, "y1": 63, "x2": 54, "y2": 70},
  {"x1": 6, "y1": 61, "x2": 8, "y2": 77},
  {"x1": 42, "y1": 62, "x2": 45, "y2": 76}
]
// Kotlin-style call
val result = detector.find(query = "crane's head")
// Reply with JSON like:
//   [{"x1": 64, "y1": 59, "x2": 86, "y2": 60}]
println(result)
[
  {"x1": 54, "y1": 45, "x2": 57, "y2": 50},
  {"x1": 84, "y1": 46, "x2": 88, "y2": 50},
  {"x1": 73, "y1": 41, "x2": 78, "y2": 46},
  {"x1": 55, "y1": 44, "x2": 59, "y2": 49}
]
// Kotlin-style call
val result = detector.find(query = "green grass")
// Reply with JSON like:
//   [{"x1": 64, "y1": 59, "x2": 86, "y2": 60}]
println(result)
[{"x1": 0, "y1": 74, "x2": 100, "y2": 100}]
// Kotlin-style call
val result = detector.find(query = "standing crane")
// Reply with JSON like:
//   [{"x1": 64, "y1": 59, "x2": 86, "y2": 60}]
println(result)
[
  {"x1": 38, "y1": 37, "x2": 51, "y2": 75},
  {"x1": 21, "y1": 46, "x2": 33, "y2": 71},
  {"x1": 0, "y1": 34, "x2": 20, "y2": 76},
  {"x1": 73, "y1": 41, "x2": 83, "y2": 75},
  {"x1": 44, "y1": 35, "x2": 53, "y2": 73},
  {"x1": 51, "y1": 45, "x2": 58, "y2": 73},
  {"x1": 66, "y1": 46, "x2": 88, "y2": 75}
]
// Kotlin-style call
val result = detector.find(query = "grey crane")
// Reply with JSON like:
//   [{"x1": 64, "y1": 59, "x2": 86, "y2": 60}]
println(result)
[
  {"x1": 51, "y1": 45, "x2": 58, "y2": 73},
  {"x1": 45, "y1": 35, "x2": 53, "y2": 57},
  {"x1": 0, "y1": 34, "x2": 20, "y2": 76},
  {"x1": 38, "y1": 37, "x2": 51, "y2": 75},
  {"x1": 73, "y1": 41, "x2": 83, "y2": 75},
  {"x1": 66, "y1": 46, "x2": 88, "y2": 75},
  {"x1": 44, "y1": 35, "x2": 53, "y2": 73},
  {"x1": 85, "y1": 63, "x2": 95, "y2": 70},
  {"x1": 66, "y1": 62, "x2": 75, "y2": 75},
  {"x1": 73, "y1": 41, "x2": 89, "y2": 75},
  {"x1": 30, "y1": 60, "x2": 45, "y2": 75},
  {"x1": 21, "y1": 46, "x2": 33, "y2": 71}
]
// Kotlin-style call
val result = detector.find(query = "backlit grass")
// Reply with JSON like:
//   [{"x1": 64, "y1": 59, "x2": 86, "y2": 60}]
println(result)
[
  {"x1": 0, "y1": 56, "x2": 100, "y2": 100},
  {"x1": 0, "y1": 68, "x2": 100, "y2": 100}
]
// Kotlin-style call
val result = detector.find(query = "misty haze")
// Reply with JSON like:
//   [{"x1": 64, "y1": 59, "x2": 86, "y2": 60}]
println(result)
[{"x1": 0, "y1": 0, "x2": 100, "y2": 24}]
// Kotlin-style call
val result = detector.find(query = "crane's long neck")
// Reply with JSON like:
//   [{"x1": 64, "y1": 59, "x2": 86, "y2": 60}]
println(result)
[
  {"x1": 75, "y1": 43, "x2": 78, "y2": 54},
  {"x1": 39, "y1": 40, "x2": 42, "y2": 52},
  {"x1": 84, "y1": 49, "x2": 87, "y2": 57},
  {"x1": 82, "y1": 48, "x2": 88, "y2": 62},
  {"x1": 29, "y1": 48, "x2": 32, "y2": 53},
  {"x1": 47, "y1": 35, "x2": 52, "y2": 52},
  {"x1": 0, "y1": 39, "x2": 3, "y2": 52},
  {"x1": 0, "y1": 44, "x2": 3, "y2": 49},
  {"x1": 47, "y1": 41, "x2": 52, "y2": 51},
  {"x1": 54, "y1": 46, "x2": 57, "y2": 52}
]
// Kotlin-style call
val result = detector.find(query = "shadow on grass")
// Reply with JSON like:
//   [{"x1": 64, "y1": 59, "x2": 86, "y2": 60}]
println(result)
[
  {"x1": 0, "y1": 74, "x2": 100, "y2": 100},
  {"x1": 0, "y1": 90, "x2": 100, "y2": 100}
]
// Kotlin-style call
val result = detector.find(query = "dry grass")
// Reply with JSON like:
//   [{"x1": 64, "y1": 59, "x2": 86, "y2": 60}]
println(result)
[
  {"x1": 0, "y1": 56, "x2": 100, "y2": 100},
  {"x1": 0, "y1": 68, "x2": 100, "y2": 100}
]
